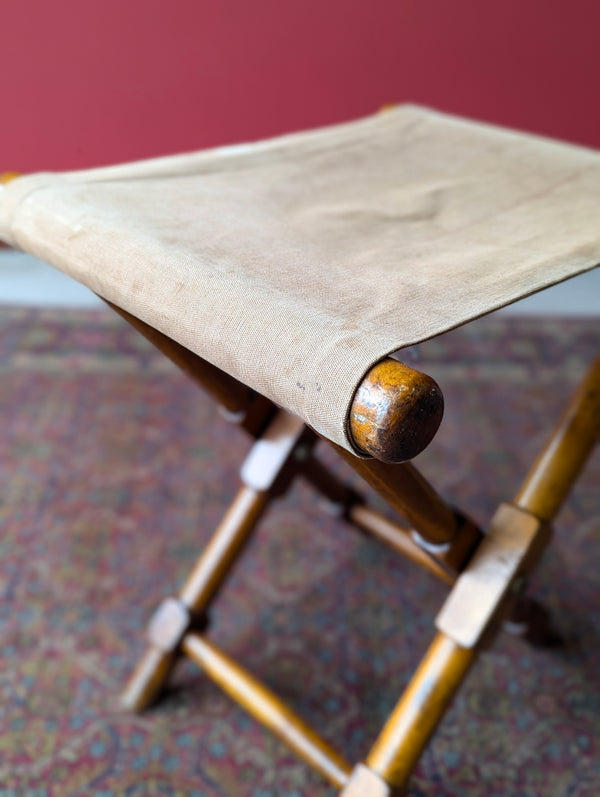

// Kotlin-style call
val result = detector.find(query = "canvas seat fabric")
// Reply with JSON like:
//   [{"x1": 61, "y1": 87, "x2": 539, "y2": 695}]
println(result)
[{"x1": 1, "y1": 105, "x2": 598, "y2": 452}]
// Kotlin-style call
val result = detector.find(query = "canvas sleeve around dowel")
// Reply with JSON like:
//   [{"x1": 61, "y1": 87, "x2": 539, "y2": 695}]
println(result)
[{"x1": 1, "y1": 105, "x2": 599, "y2": 454}]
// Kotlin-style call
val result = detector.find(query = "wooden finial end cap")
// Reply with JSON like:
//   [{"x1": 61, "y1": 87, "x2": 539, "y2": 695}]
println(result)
[
  {"x1": 349, "y1": 359, "x2": 444, "y2": 463},
  {"x1": 1, "y1": 172, "x2": 20, "y2": 185}
]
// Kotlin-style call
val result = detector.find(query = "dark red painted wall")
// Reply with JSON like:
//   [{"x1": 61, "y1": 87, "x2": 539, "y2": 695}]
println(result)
[{"x1": 2, "y1": 1, "x2": 599, "y2": 171}]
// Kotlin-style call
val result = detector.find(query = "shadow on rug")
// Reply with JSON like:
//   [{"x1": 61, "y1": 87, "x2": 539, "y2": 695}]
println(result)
[{"x1": 0, "y1": 307, "x2": 598, "y2": 797}]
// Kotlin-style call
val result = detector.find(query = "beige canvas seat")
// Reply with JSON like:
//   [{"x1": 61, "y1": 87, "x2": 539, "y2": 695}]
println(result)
[
  {"x1": 1, "y1": 106, "x2": 599, "y2": 795},
  {"x1": 2, "y1": 105, "x2": 599, "y2": 451}
]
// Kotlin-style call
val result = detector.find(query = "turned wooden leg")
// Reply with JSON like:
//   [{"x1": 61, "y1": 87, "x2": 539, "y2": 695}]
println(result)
[
  {"x1": 183, "y1": 634, "x2": 352, "y2": 789},
  {"x1": 122, "y1": 647, "x2": 180, "y2": 712},
  {"x1": 122, "y1": 485, "x2": 270, "y2": 710},
  {"x1": 514, "y1": 355, "x2": 600, "y2": 523},
  {"x1": 363, "y1": 633, "x2": 475, "y2": 791},
  {"x1": 351, "y1": 356, "x2": 600, "y2": 792},
  {"x1": 123, "y1": 410, "x2": 310, "y2": 711},
  {"x1": 351, "y1": 504, "x2": 546, "y2": 792},
  {"x1": 503, "y1": 355, "x2": 600, "y2": 643}
]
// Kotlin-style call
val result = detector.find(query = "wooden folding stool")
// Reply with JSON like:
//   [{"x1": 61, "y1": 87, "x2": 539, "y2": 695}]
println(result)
[{"x1": 1, "y1": 105, "x2": 598, "y2": 795}]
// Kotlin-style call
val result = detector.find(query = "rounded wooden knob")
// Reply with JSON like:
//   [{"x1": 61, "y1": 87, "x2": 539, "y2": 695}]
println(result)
[
  {"x1": 349, "y1": 359, "x2": 444, "y2": 463},
  {"x1": 0, "y1": 172, "x2": 20, "y2": 185},
  {"x1": 0, "y1": 173, "x2": 20, "y2": 248}
]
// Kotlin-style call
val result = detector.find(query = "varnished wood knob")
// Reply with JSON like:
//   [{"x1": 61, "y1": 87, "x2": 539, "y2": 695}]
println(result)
[
  {"x1": 0, "y1": 172, "x2": 20, "y2": 185},
  {"x1": 0, "y1": 173, "x2": 20, "y2": 247},
  {"x1": 349, "y1": 359, "x2": 444, "y2": 463}
]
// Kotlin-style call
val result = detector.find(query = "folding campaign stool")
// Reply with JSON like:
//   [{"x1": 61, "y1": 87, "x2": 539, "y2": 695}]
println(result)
[{"x1": 1, "y1": 106, "x2": 599, "y2": 795}]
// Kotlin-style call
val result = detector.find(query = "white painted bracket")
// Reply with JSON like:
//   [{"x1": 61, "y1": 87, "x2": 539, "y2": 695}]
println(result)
[
  {"x1": 148, "y1": 597, "x2": 191, "y2": 652},
  {"x1": 340, "y1": 764, "x2": 394, "y2": 797},
  {"x1": 240, "y1": 410, "x2": 306, "y2": 491}
]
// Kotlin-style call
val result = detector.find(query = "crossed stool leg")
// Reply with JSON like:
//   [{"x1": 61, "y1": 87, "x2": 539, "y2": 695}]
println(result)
[
  {"x1": 345, "y1": 355, "x2": 599, "y2": 795},
  {"x1": 118, "y1": 304, "x2": 599, "y2": 796}
]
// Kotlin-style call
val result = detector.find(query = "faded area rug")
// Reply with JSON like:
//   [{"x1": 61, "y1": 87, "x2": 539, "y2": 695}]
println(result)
[{"x1": 0, "y1": 307, "x2": 598, "y2": 797}]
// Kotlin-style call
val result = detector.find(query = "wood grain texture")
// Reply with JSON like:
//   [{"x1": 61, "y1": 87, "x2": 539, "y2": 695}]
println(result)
[
  {"x1": 333, "y1": 446, "x2": 460, "y2": 546},
  {"x1": 348, "y1": 503, "x2": 455, "y2": 585},
  {"x1": 436, "y1": 503, "x2": 551, "y2": 648},
  {"x1": 349, "y1": 359, "x2": 444, "y2": 463},
  {"x1": 515, "y1": 356, "x2": 600, "y2": 522},
  {"x1": 123, "y1": 485, "x2": 269, "y2": 712},
  {"x1": 105, "y1": 300, "x2": 255, "y2": 415},
  {"x1": 179, "y1": 486, "x2": 269, "y2": 610},
  {"x1": 121, "y1": 646, "x2": 178, "y2": 712},
  {"x1": 183, "y1": 633, "x2": 352, "y2": 789},
  {"x1": 106, "y1": 300, "x2": 278, "y2": 438},
  {"x1": 366, "y1": 632, "x2": 475, "y2": 789}
]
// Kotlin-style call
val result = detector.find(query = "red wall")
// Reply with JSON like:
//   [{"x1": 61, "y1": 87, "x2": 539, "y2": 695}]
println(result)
[{"x1": 3, "y1": 1, "x2": 599, "y2": 171}]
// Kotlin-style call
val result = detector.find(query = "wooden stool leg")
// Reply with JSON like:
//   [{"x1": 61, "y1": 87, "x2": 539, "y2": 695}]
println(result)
[
  {"x1": 353, "y1": 356, "x2": 600, "y2": 792},
  {"x1": 123, "y1": 410, "x2": 309, "y2": 711},
  {"x1": 122, "y1": 485, "x2": 270, "y2": 710},
  {"x1": 515, "y1": 355, "x2": 600, "y2": 523},
  {"x1": 183, "y1": 633, "x2": 353, "y2": 789},
  {"x1": 121, "y1": 647, "x2": 179, "y2": 713},
  {"x1": 505, "y1": 355, "x2": 600, "y2": 639},
  {"x1": 361, "y1": 634, "x2": 474, "y2": 792}
]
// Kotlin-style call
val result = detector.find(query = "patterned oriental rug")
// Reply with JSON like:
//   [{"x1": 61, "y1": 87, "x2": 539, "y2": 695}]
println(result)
[{"x1": 0, "y1": 307, "x2": 598, "y2": 797}]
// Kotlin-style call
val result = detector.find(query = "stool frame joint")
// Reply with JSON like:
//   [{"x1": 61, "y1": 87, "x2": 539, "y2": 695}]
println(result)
[{"x1": 147, "y1": 597, "x2": 209, "y2": 653}]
